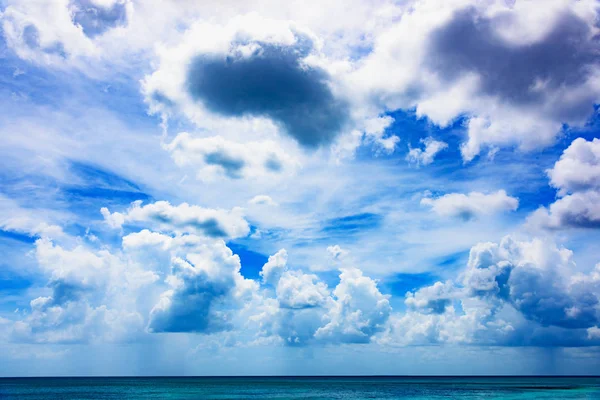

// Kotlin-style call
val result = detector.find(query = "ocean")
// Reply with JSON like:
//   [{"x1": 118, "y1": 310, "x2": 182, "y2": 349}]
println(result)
[{"x1": 0, "y1": 376, "x2": 599, "y2": 399}]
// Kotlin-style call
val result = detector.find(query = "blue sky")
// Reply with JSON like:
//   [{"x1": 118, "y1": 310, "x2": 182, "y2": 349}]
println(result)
[{"x1": 1, "y1": 0, "x2": 600, "y2": 376}]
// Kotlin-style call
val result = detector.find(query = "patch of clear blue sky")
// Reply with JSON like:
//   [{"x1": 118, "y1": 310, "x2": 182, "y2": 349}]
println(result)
[
  {"x1": 361, "y1": 108, "x2": 600, "y2": 214},
  {"x1": 0, "y1": 236, "x2": 41, "y2": 313},
  {"x1": 227, "y1": 242, "x2": 269, "y2": 281}
]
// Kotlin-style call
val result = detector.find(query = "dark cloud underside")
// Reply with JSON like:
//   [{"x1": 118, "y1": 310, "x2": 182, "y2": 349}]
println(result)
[
  {"x1": 429, "y1": 8, "x2": 600, "y2": 121},
  {"x1": 186, "y1": 43, "x2": 349, "y2": 148}
]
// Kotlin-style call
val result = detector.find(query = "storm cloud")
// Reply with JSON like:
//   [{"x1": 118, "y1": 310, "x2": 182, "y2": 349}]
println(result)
[{"x1": 186, "y1": 42, "x2": 349, "y2": 148}]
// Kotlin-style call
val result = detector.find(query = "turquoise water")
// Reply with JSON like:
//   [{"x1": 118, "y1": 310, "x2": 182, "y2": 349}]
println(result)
[{"x1": 0, "y1": 377, "x2": 599, "y2": 399}]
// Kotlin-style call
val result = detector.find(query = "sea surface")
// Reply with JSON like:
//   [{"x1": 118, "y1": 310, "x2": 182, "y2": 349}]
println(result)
[{"x1": 0, "y1": 376, "x2": 599, "y2": 399}]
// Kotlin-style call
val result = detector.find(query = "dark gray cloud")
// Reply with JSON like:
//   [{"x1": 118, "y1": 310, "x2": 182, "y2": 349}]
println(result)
[
  {"x1": 186, "y1": 41, "x2": 349, "y2": 148},
  {"x1": 71, "y1": 0, "x2": 128, "y2": 38},
  {"x1": 508, "y1": 266, "x2": 599, "y2": 329},
  {"x1": 429, "y1": 8, "x2": 600, "y2": 121}
]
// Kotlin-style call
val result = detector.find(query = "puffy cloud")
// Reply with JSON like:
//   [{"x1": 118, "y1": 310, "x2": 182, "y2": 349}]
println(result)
[
  {"x1": 528, "y1": 191, "x2": 600, "y2": 230},
  {"x1": 349, "y1": 0, "x2": 600, "y2": 161},
  {"x1": 12, "y1": 238, "x2": 155, "y2": 344},
  {"x1": 421, "y1": 190, "x2": 519, "y2": 220},
  {"x1": 260, "y1": 249, "x2": 329, "y2": 309},
  {"x1": 548, "y1": 138, "x2": 600, "y2": 195},
  {"x1": 405, "y1": 281, "x2": 456, "y2": 314},
  {"x1": 327, "y1": 245, "x2": 348, "y2": 261},
  {"x1": 148, "y1": 241, "x2": 258, "y2": 333},
  {"x1": 406, "y1": 137, "x2": 448, "y2": 166},
  {"x1": 5, "y1": 0, "x2": 600, "y2": 160},
  {"x1": 249, "y1": 195, "x2": 278, "y2": 206},
  {"x1": 260, "y1": 248, "x2": 288, "y2": 285},
  {"x1": 143, "y1": 15, "x2": 351, "y2": 149},
  {"x1": 315, "y1": 268, "x2": 391, "y2": 343},
  {"x1": 382, "y1": 236, "x2": 600, "y2": 347},
  {"x1": 529, "y1": 138, "x2": 600, "y2": 229},
  {"x1": 276, "y1": 270, "x2": 330, "y2": 309},
  {"x1": 101, "y1": 200, "x2": 249, "y2": 239},
  {"x1": 0, "y1": 195, "x2": 66, "y2": 239},
  {"x1": 466, "y1": 236, "x2": 600, "y2": 329},
  {"x1": 256, "y1": 252, "x2": 391, "y2": 345},
  {"x1": 166, "y1": 133, "x2": 296, "y2": 181}
]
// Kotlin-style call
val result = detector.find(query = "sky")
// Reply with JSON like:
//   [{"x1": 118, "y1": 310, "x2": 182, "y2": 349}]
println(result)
[{"x1": 1, "y1": 0, "x2": 600, "y2": 376}]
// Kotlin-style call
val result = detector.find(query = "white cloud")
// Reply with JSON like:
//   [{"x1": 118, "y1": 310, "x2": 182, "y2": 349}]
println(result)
[
  {"x1": 548, "y1": 138, "x2": 600, "y2": 196},
  {"x1": 0, "y1": 0, "x2": 134, "y2": 71},
  {"x1": 315, "y1": 268, "x2": 391, "y2": 343},
  {"x1": 166, "y1": 133, "x2": 298, "y2": 181},
  {"x1": 421, "y1": 190, "x2": 519, "y2": 220},
  {"x1": 528, "y1": 191, "x2": 600, "y2": 229},
  {"x1": 256, "y1": 250, "x2": 391, "y2": 345},
  {"x1": 260, "y1": 249, "x2": 288, "y2": 285},
  {"x1": 101, "y1": 200, "x2": 249, "y2": 239},
  {"x1": 11, "y1": 237, "x2": 155, "y2": 344},
  {"x1": 276, "y1": 270, "x2": 330, "y2": 309},
  {"x1": 327, "y1": 245, "x2": 348, "y2": 261},
  {"x1": 348, "y1": 0, "x2": 600, "y2": 161},
  {"x1": 148, "y1": 240, "x2": 258, "y2": 333},
  {"x1": 380, "y1": 235, "x2": 600, "y2": 347},
  {"x1": 529, "y1": 138, "x2": 600, "y2": 230},
  {"x1": 406, "y1": 137, "x2": 448, "y2": 166},
  {"x1": 249, "y1": 195, "x2": 278, "y2": 206},
  {"x1": 5, "y1": 0, "x2": 599, "y2": 161},
  {"x1": 405, "y1": 281, "x2": 456, "y2": 314}
]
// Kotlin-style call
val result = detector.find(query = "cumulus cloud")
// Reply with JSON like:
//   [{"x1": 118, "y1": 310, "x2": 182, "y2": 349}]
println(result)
[
  {"x1": 381, "y1": 236, "x2": 600, "y2": 347},
  {"x1": 548, "y1": 138, "x2": 600, "y2": 195},
  {"x1": 12, "y1": 238, "x2": 154, "y2": 344},
  {"x1": 276, "y1": 270, "x2": 330, "y2": 309},
  {"x1": 166, "y1": 133, "x2": 296, "y2": 181},
  {"x1": 255, "y1": 251, "x2": 391, "y2": 345},
  {"x1": 528, "y1": 191, "x2": 600, "y2": 229},
  {"x1": 406, "y1": 137, "x2": 448, "y2": 166},
  {"x1": 148, "y1": 241, "x2": 257, "y2": 333},
  {"x1": 421, "y1": 190, "x2": 519, "y2": 220},
  {"x1": 259, "y1": 249, "x2": 329, "y2": 309},
  {"x1": 142, "y1": 15, "x2": 352, "y2": 150},
  {"x1": 405, "y1": 281, "x2": 456, "y2": 314},
  {"x1": 529, "y1": 138, "x2": 600, "y2": 229},
  {"x1": 101, "y1": 200, "x2": 249, "y2": 239},
  {"x1": 350, "y1": 0, "x2": 600, "y2": 161},
  {"x1": 315, "y1": 268, "x2": 391, "y2": 343},
  {"x1": 260, "y1": 248, "x2": 288, "y2": 285}
]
